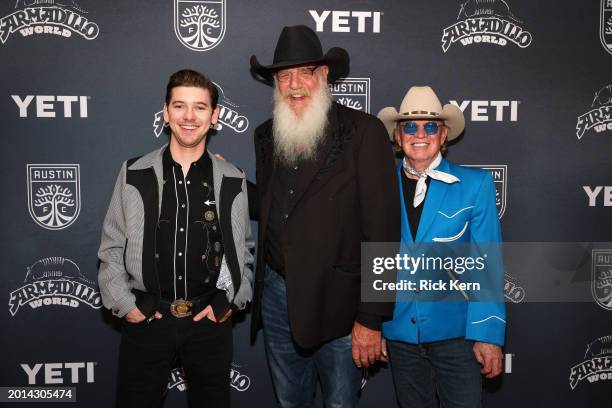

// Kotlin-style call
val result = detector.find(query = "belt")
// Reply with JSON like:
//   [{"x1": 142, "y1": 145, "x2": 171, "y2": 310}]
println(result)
[{"x1": 159, "y1": 290, "x2": 216, "y2": 318}]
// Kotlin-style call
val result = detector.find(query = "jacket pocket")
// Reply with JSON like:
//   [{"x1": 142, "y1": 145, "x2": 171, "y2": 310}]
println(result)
[
  {"x1": 432, "y1": 221, "x2": 469, "y2": 242},
  {"x1": 325, "y1": 264, "x2": 361, "y2": 323}
]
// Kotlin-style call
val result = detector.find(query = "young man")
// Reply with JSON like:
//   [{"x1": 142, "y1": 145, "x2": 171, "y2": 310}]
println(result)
[{"x1": 98, "y1": 69, "x2": 253, "y2": 408}]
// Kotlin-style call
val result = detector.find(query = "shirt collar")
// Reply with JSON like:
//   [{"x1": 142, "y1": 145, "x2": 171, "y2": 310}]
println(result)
[{"x1": 162, "y1": 146, "x2": 211, "y2": 173}]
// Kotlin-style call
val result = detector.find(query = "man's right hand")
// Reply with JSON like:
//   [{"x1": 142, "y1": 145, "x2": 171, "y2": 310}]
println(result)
[{"x1": 124, "y1": 307, "x2": 162, "y2": 323}]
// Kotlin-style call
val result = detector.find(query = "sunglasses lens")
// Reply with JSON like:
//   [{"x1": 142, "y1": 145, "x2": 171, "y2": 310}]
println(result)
[
  {"x1": 424, "y1": 122, "x2": 439, "y2": 135},
  {"x1": 403, "y1": 122, "x2": 418, "y2": 135}
]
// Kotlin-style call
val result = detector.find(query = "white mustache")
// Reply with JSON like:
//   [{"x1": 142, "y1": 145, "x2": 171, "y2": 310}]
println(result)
[{"x1": 284, "y1": 89, "x2": 309, "y2": 98}]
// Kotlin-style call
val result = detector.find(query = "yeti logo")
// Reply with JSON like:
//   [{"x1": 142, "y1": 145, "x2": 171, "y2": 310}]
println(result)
[
  {"x1": 0, "y1": 0, "x2": 99, "y2": 44},
  {"x1": 462, "y1": 165, "x2": 507, "y2": 219},
  {"x1": 329, "y1": 78, "x2": 370, "y2": 113},
  {"x1": 153, "y1": 82, "x2": 248, "y2": 138},
  {"x1": 8, "y1": 257, "x2": 102, "y2": 316},
  {"x1": 27, "y1": 164, "x2": 80, "y2": 230},
  {"x1": 592, "y1": 249, "x2": 612, "y2": 310},
  {"x1": 601, "y1": 0, "x2": 612, "y2": 55},
  {"x1": 174, "y1": 0, "x2": 225, "y2": 51},
  {"x1": 569, "y1": 335, "x2": 612, "y2": 389},
  {"x1": 576, "y1": 84, "x2": 612, "y2": 139},
  {"x1": 441, "y1": 0, "x2": 532, "y2": 52}
]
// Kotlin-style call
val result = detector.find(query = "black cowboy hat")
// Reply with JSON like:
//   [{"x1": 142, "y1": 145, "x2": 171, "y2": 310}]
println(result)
[{"x1": 250, "y1": 25, "x2": 349, "y2": 86}]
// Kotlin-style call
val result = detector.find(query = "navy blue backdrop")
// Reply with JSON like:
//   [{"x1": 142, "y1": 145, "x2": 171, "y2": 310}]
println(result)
[{"x1": 1, "y1": 0, "x2": 611, "y2": 406}]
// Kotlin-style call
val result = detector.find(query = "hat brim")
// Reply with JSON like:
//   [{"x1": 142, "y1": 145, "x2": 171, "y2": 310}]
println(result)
[
  {"x1": 250, "y1": 47, "x2": 349, "y2": 86},
  {"x1": 377, "y1": 104, "x2": 465, "y2": 142}
]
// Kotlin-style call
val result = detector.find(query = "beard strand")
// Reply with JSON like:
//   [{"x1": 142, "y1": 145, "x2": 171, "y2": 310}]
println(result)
[{"x1": 272, "y1": 78, "x2": 332, "y2": 166}]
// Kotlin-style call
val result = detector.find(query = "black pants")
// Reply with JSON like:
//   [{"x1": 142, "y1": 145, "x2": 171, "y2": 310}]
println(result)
[{"x1": 117, "y1": 315, "x2": 232, "y2": 408}]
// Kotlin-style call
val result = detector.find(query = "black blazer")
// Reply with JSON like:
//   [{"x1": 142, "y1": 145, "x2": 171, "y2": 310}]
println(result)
[{"x1": 250, "y1": 102, "x2": 400, "y2": 348}]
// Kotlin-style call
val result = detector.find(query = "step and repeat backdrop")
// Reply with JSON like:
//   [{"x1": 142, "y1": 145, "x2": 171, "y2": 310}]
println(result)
[{"x1": 1, "y1": 0, "x2": 611, "y2": 406}]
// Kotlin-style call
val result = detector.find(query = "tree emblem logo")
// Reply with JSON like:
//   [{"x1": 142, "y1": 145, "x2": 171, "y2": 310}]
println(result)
[
  {"x1": 462, "y1": 165, "x2": 507, "y2": 219},
  {"x1": 329, "y1": 78, "x2": 371, "y2": 113},
  {"x1": 592, "y1": 249, "x2": 612, "y2": 311},
  {"x1": 601, "y1": 0, "x2": 612, "y2": 56},
  {"x1": 174, "y1": 0, "x2": 226, "y2": 51},
  {"x1": 27, "y1": 164, "x2": 80, "y2": 230}
]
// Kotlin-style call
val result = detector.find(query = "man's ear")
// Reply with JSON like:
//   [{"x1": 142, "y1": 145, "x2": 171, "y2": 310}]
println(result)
[
  {"x1": 394, "y1": 126, "x2": 402, "y2": 147},
  {"x1": 211, "y1": 105, "x2": 220, "y2": 126},
  {"x1": 163, "y1": 104, "x2": 169, "y2": 123},
  {"x1": 440, "y1": 125, "x2": 448, "y2": 145},
  {"x1": 319, "y1": 65, "x2": 330, "y2": 81}
]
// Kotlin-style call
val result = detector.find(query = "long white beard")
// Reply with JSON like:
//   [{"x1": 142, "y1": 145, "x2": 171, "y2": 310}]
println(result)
[{"x1": 272, "y1": 78, "x2": 332, "y2": 166}]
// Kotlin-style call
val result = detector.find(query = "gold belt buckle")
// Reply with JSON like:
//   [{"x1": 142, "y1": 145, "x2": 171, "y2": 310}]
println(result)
[{"x1": 170, "y1": 300, "x2": 193, "y2": 318}]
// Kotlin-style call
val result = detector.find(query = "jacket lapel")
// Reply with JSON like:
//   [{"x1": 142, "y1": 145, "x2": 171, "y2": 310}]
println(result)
[
  {"x1": 209, "y1": 150, "x2": 224, "y2": 217},
  {"x1": 397, "y1": 162, "x2": 414, "y2": 243},
  {"x1": 415, "y1": 159, "x2": 453, "y2": 242},
  {"x1": 258, "y1": 126, "x2": 276, "y2": 232},
  {"x1": 127, "y1": 144, "x2": 165, "y2": 217}
]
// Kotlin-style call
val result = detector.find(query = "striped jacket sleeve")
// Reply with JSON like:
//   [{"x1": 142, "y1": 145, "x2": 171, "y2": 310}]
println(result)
[{"x1": 97, "y1": 162, "x2": 136, "y2": 317}]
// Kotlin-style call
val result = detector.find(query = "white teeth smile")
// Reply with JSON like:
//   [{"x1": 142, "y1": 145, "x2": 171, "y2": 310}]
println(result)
[
  {"x1": 412, "y1": 143, "x2": 428, "y2": 147},
  {"x1": 180, "y1": 125, "x2": 198, "y2": 130}
]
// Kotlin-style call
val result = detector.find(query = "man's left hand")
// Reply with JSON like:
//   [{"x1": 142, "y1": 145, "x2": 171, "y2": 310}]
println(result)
[
  {"x1": 472, "y1": 341, "x2": 503, "y2": 378},
  {"x1": 351, "y1": 321, "x2": 381, "y2": 368},
  {"x1": 217, "y1": 308, "x2": 233, "y2": 323},
  {"x1": 193, "y1": 305, "x2": 232, "y2": 323}
]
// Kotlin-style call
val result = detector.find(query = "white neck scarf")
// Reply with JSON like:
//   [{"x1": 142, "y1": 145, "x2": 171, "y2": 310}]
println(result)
[{"x1": 403, "y1": 153, "x2": 459, "y2": 207}]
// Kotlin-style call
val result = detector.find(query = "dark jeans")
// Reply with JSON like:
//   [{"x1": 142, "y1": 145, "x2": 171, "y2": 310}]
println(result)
[
  {"x1": 387, "y1": 338, "x2": 482, "y2": 408},
  {"x1": 117, "y1": 313, "x2": 232, "y2": 408},
  {"x1": 261, "y1": 265, "x2": 361, "y2": 408}
]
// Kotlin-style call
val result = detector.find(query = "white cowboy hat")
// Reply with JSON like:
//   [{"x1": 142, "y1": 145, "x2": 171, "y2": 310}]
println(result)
[{"x1": 377, "y1": 86, "x2": 465, "y2": 141}]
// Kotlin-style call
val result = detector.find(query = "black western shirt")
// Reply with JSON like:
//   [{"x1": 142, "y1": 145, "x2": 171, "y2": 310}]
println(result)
[
  {"x1": 156, "y1": 148, "x2": 227, "y2": 309},
  {"x1": 401, "y1": 171, "x2": 430, "y2": 240},
  {"x1": 265, "y1": 160, "x2": 301, "y2": 272}
]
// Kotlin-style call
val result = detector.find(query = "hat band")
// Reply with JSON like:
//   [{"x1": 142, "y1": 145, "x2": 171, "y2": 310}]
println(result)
[{"x1": 402, "y1": 110, "x2": 441, "y2": 116}]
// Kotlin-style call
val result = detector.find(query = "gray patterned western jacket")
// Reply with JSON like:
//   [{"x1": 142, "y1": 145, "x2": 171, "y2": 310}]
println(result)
[{"x1": 97, "y1": 145, "x2": 254, "y2": 318}]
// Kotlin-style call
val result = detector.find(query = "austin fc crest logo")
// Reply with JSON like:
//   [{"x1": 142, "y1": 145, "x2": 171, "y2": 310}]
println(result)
[
  {"x1": 27, "y1": 164, "x2": 80, "y2": 230},
  {"x1": 601, "y1": 0, "x2": 612, "y2": 55},
  {"x1": 592, "y1": 249, "x2": 612, "y2": 310},
  {"x1": 463, "y1": 165, "x2": 507, "y2": 219},
  {"x1": 174, "y1": 0, "x2": 226, "y2": 51},
  {"x1": 329, "y1": 78, "x2": 371, "y2": 113}
]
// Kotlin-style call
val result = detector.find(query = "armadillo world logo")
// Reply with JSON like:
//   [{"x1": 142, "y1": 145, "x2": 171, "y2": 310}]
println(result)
[
  {"x1": 167, "y1": 364, "x2": 251, "y2": 392},
  {"x1": 569, "y1": 335, "x2": 612, "y2": 389},
  {"x1": 576, "y1": 84, "x2": 612, "y2": 140},
  {"x1": 503, "y1": 273, "x2": 525, "y2": 303},
  {"x1": 0, "y1": 1, "x2": 99, "y2": 44},
  {"x1": 441, "y1": 0, "x2": 532, "y2": 52},
  {"x1": 8, "y1": 257, "x2": 102, "y2": 316}
]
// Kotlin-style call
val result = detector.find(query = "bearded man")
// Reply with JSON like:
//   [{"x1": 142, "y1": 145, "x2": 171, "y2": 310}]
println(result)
[{"x1": 248, "y1": 25, "x2": 400, "y2": 407}]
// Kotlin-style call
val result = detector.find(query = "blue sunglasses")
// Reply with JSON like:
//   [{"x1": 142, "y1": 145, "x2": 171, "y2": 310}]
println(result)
[{"x1": 401, "y1": 121, "x2": 440, "y2": 136}]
